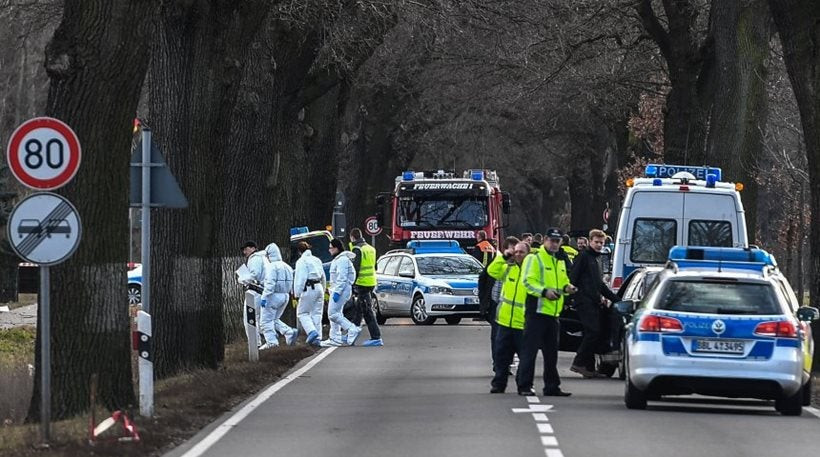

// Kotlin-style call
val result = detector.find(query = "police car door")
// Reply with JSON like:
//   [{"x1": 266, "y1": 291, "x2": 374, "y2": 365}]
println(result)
[
  {"x1": 377, "y1": 256, "x2": 402, "y2": 312},
  {"x1": 625, "y1": 190, "x2": 683, "y2": 273},
  {"x1": 395, "y1": 256, "x2": 417, "y2": 310}
]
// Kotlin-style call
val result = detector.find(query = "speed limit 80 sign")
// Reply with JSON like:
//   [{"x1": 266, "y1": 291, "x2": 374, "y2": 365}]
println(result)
[{"x1": 7, "y1": 117, "x2": 81, "y2": 190}]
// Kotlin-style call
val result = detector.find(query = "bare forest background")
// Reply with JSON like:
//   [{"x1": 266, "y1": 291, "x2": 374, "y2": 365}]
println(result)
[{"x1": 0, "y1": 0, "x2": 819, "y2": 422}]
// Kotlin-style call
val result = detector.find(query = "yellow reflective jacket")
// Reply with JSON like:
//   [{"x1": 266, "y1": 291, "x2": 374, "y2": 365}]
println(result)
[
  {"x1": 487, "y1": 254, "x2": 526, "y2": 329},
  {"x1": 522, "y1": 247, "x2": 570, "y2": 316}
]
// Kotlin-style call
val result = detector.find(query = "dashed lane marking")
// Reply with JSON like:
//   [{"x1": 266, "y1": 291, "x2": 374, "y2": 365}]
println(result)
[
  {"x1": 526, "y1": 396, "x2": 540, "y2": 403},
  {"x1": 540, "y1": 436, "x2": 558, "y2": 446},
  {"x1": 537, "y1": 423, "x2": 554, "y2": 433},
  {"x1": 545, "y1": 450, "x2": 565, "y2": 457},
  {"x1": 532, "y1": 413, "x2": 549, "y2": 421},
  {"x1": 807, "y1": 406, "x2": 820, "y2": 419}
]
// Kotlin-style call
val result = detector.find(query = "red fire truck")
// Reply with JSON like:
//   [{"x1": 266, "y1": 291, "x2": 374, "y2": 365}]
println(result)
[{"x1": 376, "y1": 169, "x2": 510, "y2": 251}]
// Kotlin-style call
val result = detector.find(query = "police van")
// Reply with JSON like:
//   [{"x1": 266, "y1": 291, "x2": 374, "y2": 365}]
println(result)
[{"x1": 610, "y1": 164, "x2": 748, "y2": 291}]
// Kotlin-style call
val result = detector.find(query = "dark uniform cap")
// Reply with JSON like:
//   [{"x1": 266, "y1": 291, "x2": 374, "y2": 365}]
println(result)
[
  {"x1": 241, "y1": 240, "x2": 257, "y2": 250},
  {"x1": 545, "y1": 227, "x2": 563, "y2": 239}
]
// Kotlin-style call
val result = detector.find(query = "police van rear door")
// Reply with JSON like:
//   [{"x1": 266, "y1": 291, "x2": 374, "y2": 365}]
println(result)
[
  {"x1": 682, "y1": 192, "x2": 745, "y2": 248},
  {"x1": 625, "y1": 190, "x2": 683, "y2": 270}
]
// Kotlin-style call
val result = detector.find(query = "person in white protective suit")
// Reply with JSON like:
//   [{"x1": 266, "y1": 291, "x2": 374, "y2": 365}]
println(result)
[
  {"x1": 259, "y1": 242, "x2": 299, "y2": 349},
  {"x1": 320, "y1": 238, "x2": 361, "y2": 347},
  {"x1": 242, "y1": 240, "x2": 268, "y2": 287},
  {"x1": 293, "y1": 241, "x2": 326, "y2": 345}
]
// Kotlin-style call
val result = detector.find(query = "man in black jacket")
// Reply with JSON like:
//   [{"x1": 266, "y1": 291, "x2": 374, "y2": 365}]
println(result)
[{"x1": 569, "y1": 229, "x2": 619, "y2": 378}]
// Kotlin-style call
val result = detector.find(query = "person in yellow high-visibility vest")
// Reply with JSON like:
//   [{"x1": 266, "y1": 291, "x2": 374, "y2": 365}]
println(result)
[
  {"x1": 349, "y1": 228, "x2": 383, "y2": 346},
  {"x1": 517, "y1": 227, "x2": 577, "y2": 397},
  {"x1": 487, "y1": 241, "x2": 531, "y2": 393}
]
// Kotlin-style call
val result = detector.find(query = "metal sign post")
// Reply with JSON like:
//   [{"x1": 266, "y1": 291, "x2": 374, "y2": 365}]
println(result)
[
  {"x1": 5, "y1": 116, "x2": 83, "y2": 445},
  {"x1": 139, "y1": 128, "x2": 153, "y2": 417},
  {"x1": 128, "y1": 127, "x2": 187, "y2": 418},
  {"x1": 39, "y1": 266, "x2": 50, "y2": 442}
]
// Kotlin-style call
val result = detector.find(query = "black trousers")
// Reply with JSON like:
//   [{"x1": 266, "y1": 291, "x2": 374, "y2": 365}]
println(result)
[
  {"x1": 572, "y1": 301, "x2": 601, "y2": 371},
  {"x1": 516, "y1": 311, "x2": 561, "y2": 393},
  {"x1": 491, "y1": 325, "x2": 523, "y2": 390},
  {"x1": 486, "y1": 301, "x2": 498, "y2": 369},
  {"x1": 352, "y1": 285, "x2": 381, "y2": 339}
]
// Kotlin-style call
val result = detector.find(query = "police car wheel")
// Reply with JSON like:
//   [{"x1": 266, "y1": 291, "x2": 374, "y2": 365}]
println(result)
[
  {"x1": 802, "y1": 380, "x2": 812, "y2": 407},
  {"x1": 128, "y1": 284, "x2": 141, "y2": 306},
  {"x1": 624, "y1": 357, "x2": 646, "y2": 410},
  {"x1": 775, "y1": 387, "x2": 803, "y2": 416},
  {"x1": 374, "y1": 297, "x2": 387, "y2": 325},
  {"x1": 411, "y1": 295, "x2": 436, "y2": 325},
  {"x1": 596, "y1": 361, "x2": 616, "y2": 378},
  {"x1": 617, "y1": 338, "x2": 626, "y2": 380}
]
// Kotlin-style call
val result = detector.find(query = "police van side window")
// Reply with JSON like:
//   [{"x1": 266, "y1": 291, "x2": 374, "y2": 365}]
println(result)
[
  {"x1": 688, "y1": 220, "x2": 732, "y2": 247},
  {"x1": 631, "y1": 218, "x2": 677, "y2": 263}
]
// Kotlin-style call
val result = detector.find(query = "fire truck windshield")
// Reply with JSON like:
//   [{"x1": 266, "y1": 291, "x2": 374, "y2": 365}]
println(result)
[{"x1": 398, "y1": 195, "x2": 488, "y2": 229}]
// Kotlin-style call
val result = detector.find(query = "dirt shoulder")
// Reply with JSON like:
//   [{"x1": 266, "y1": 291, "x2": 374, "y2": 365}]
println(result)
[{"x1": 0, "y1": 342, "x2": 316, "y2": 457}]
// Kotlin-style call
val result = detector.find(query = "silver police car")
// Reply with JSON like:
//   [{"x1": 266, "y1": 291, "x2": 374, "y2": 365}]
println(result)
[{"x1": 623, "y1": 246, "x2": 818, "y2": 415}]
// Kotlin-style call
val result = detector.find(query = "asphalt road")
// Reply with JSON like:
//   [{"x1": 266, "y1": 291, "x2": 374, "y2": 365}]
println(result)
[{"x1": 167, "y1": 320, "x2": 819, "y2": 457}]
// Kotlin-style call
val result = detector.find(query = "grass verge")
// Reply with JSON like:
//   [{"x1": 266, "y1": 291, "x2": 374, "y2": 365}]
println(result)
[{"x1": 0, "y1": 338, "x2": 315, "y2": 457}]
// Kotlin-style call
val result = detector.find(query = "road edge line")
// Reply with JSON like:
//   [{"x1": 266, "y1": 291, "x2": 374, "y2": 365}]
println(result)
[
  {"x1": 806, "y1": 406, "x2": 820, "y2": 419},
  {"x1": 178, "y1": 347, "x2": 338, "y2": 457}
]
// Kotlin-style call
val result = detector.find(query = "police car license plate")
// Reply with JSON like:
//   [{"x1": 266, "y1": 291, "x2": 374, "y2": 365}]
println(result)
[
  {"x1": 692, "y1": 339, "x2": 745, "y2": 354},
  {"x1": 464, "y1": 297, "x2": 479, "y2": 304}
]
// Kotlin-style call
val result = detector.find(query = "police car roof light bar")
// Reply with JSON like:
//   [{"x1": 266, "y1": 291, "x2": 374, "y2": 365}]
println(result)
[
  {"x1": 290, "y1": 226, "x2": 309, "y2": 236},
  {"x1": 406, "y1": 240, "x2": 465, "y2": 254},
  {"x1": 667, "y1": 246, "x2": 777, "y2": 273}
]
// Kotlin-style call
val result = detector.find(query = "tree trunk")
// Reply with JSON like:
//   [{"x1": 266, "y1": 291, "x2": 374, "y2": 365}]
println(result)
[
  {"x1": 28, "y1": 0, "x2": 154, "y2": 420},
  {"x1": 148, "y1": 0, "x2": 269, "y2": 378},
  {"x1": 636, "y1": 0, "x2": 713, "y2": 164},
  {"x1": 768, "y1": 0, "x2": 820, "y2": 368},
  {"x1": 705, "y1": 0, "x2": 771, "y2": 242}
]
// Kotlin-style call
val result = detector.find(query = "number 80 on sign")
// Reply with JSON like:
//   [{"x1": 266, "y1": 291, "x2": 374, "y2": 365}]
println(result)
[{"x1": 7, "y1": 117, "x2": 82, "y2": 190}]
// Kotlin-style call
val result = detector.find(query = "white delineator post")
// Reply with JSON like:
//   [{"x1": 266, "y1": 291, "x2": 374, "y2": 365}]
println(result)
[{"x1": 244, "y1": 291, "x2": 259, "y2": 362}]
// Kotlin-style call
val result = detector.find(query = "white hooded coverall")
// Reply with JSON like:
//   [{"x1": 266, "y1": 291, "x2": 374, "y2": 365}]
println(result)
[
  {"x1": 261, "y1": 243, "x2": 296, "y2": 344},
  {"x1": 327, "y1": 251, "x2": 357, "y2": 342},
  {"x1": 293, "y1": 249, "x2": 326, "y2": 339}
]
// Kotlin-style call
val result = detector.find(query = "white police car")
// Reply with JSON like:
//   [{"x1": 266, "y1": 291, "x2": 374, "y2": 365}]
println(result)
[
  {"x1": 623, "y1": 246, "x2": 818, "y2": 415},
  {"x1": 374, "y1": 240, "x2": 482, "y2": 325}
]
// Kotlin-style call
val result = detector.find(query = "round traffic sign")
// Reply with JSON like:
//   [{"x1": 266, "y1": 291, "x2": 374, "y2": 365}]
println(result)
[
  {"x1": 7, "y1": 117, "x2": 81, "y2": 190},
  {"x1": 7, "y1": 192, "x2": 82, "y2": 265},
  {"x1": 364, "y1": 216, "x2": 382, "y2": 236}
]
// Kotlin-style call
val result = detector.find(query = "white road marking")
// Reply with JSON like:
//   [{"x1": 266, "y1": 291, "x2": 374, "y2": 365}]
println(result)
[
  {"x1": 512, "y1": 404, "x2": 553, "y2": 413},
  {"x1": 807, "y1": 406, "x2": 820, "y2": 419},
  {"x1": 541, "y1": 436, "x2": 559, "y2": 446},
  {"x1": 545, "y1": 449, "x2": 564, "y2": 457},
  {"x1": 179, "y1": 347, "x2": 338, "y2": 457},
  {"x1": 537, "y1": 423, "x2": 554, "y2": 434},
  {"x1": 532, "y1": 413, "x2": 549, "y2": 422},
  {"x1": 526, "y1": 396, "x2": 540, "y2": 403}
]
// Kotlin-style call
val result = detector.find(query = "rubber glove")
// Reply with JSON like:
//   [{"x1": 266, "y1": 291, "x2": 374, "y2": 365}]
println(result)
[
  {"x1": 260, "y1": 298, "x2": 267, "y2": 308},
  {"x1": 332, "y1": 292, "x2": 341, "y2": 303}
]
